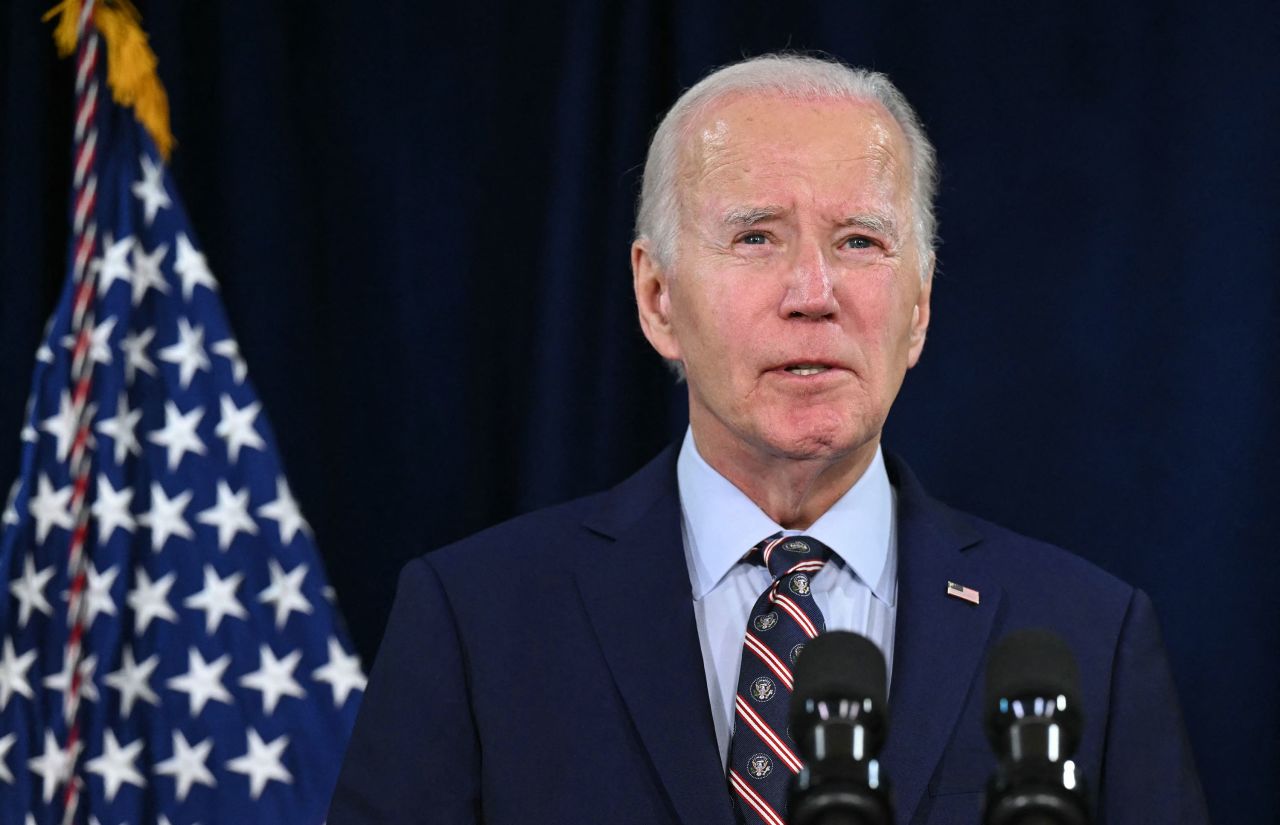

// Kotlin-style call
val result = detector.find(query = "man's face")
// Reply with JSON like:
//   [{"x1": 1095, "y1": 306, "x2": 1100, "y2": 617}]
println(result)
[{"x1": 634, "y1": 93, "x2": 932, "y2": 471}]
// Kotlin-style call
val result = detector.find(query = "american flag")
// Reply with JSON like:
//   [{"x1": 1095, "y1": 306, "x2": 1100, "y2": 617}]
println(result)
[
  {"x1": 946, "y1": 580, "x2": 981, "y2": 606},
  {"x1": 0, "y1": 5, "x2": 363, "y2": 822}
]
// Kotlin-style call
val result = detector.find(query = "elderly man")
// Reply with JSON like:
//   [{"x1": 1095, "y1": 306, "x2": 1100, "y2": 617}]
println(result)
[{"x1": 329, "y1": 54, "x2": 1207, "y2": 825}]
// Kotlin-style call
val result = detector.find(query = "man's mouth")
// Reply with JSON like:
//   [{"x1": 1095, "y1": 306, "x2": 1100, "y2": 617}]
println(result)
[{"x1": 783, "y1": 364, "x2": 831, "y2": 376}]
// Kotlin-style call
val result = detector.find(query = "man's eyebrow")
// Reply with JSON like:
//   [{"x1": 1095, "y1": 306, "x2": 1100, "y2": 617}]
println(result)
[
  {"x1": 722, "y1": 206, "x2": 787, "y2": 226},
  {"x1": 839, "y1": 213, "x2": 900, "y2": 241}
]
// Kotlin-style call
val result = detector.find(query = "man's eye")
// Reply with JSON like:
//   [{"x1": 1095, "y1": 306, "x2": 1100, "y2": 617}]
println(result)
[
  {"x1": 739, "y1": 232, "x2": 769, "y2": 245},
  {"x1": 843, "y1": 236, "x2": 874, "y2": 249}
]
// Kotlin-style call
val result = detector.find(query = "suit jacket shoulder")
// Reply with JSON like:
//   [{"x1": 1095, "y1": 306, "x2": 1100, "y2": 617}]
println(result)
[
  {"x1": 330, "y1": 445, "x2": 737, "y2": 825},
  {"x1": 882, "y1": 452, "x2": 1207, "y2": 824}
]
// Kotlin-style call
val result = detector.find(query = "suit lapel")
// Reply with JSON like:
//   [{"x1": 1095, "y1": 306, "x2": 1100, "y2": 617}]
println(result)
[
  {"x1": 574, "y1": 449, "x2": 737, "y2": 825},
  {"x1": 571, "y1": 448, "x2": 1001, "y2": 825},
  {"x1": 881, "y1": 456, "x2": 1002, "y2": 825}
]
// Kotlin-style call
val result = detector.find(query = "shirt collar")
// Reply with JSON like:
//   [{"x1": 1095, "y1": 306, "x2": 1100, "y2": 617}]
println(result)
[{"x1": 677, "y1": 427, "x2": 895, "y2": 606}]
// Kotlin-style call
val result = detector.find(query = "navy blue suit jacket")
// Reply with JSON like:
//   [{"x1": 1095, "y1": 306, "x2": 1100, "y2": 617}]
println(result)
[{"x1": 329, "y1": 448, "x2": 1208, "y2": 824}]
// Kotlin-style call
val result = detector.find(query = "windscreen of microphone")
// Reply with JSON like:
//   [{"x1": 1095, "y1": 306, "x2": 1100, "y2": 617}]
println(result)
[
  {"x1": 787, "y1": 631, "x2": 892, "y2": 825},
  {"x1": 984, "y1": 629, "x2": 1082, "y2": 758},
  {"x1": 983, "y1": 628, "x2": 1090, "y2": 825},
  {"x1": 790, "y1": 630, "x2": 888, "y2": 724}
]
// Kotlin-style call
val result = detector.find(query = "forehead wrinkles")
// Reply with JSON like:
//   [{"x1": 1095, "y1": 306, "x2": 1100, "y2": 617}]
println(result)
[
  {"x1": 856, "y1": 133, "x2": 908, "y2": 208},
  {"x1": 677, "y1": 118, "x2": 741, "y2": 208},
  {"x1": 676, "y1": 96, "x2": 912, "y2": 224}
]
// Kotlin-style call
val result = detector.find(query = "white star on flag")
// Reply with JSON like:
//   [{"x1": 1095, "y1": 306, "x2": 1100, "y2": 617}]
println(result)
[
  {"x1": 118, "y1": 325, "x2": 158, "y2": 382},
  {"x1": 211, "y1": 337, "x2": 248, "y2": 384},
  {"x1": 166, "y1": 648, "x2": 233, "y2": 717},
  {"x1": 85, "y1": 730, "x2": 146, "y2": 802},
  {"x1": 313, "y1": 637, "x2": 367, "y2": 707},
  {"x1": 91, "y1": 474, "x2": 136, "y2": 542},
  {"x1": 95, "y1": 392, "x2": 143, "y2": 465},
  {"x1": 148, "y1": 400, "x2": 207, "y2": 471},
  {"x1": 226, "y1": 729, "x2": 292, "y2": 800},
  {"x1": 258, "y1": 559, "x2": 313, "y2": 629},
  {"x1": 239, "y1": 644, "x2": 306, "y2": 714},
  {"x1": 27, "y1": 473, "x2": 74, "y2": 544},
  {"x1": 92, "y1": 233, "x2": 135, "y2": 296},
  {"x1": 154, "y1": 731, "x2": 216, "y2": 801},
  {"x1": 174, "y1": 232, "x2": 218, "y2": 301},
  {"x1": 38, "y1": 390, "x2": 84, "y2": 463},
  {"x1": 20, "y1": 396, "x2": 37, "y2": 443},
  {"x1": 9, "y1": 555, "x2": 54, "y2": 628},
  {"x1": 215, "y1": 395, "x2": 265, "y2": 462},
  {"x1": 65, "y1": 562, "x2": 120, "y2": 630},
  {"x1": 138, "y1": 481, "x2": 195, "y2": 551},
  {"x1": 184, "y1": 565, "x2": 248, "y2": 633},
  {"x1": 130, "y1": 240, "x2": 170, "y2": 306},
  {"x1": 60, "y1": 314, "x2": 117, "y2": 366},
  {"x1": 196, "y1": 480, "x2": 259, "y2": 550},
  {"x1": 3, "y1": 479, "x2": 20, "y2": 526},
  {"x1": 0, "y1": 733, "x2": 15, "y2": 785},
  {"x1": 158, "y1": 318, "x2": 211, "y2": 389},
  {"x1": 0, "y1": 639, "x2": 37, "y2": 710},
  {"x1": 27, "y1": 730, "x2": 81, "y2": 803},
  {"x1": 126, "y1": 568, "x2": 179, "y2": 633},
  {"x1": 104, "y1": 647, "x2": 161, "y2": 717},
  {"x1": 131, "y1": 153, "x2": 171, "y2": 225},
  {"x1": 257, "y1": 477, "x2": 311, "y2": 545},
  {"x1": 43, "y1": 652, "x2": 100, "y2": 707}
]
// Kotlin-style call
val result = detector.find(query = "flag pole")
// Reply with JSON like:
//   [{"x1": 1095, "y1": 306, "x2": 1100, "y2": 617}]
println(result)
[{"x1": 54, "y1": 1, "x2": 104, "y2": 821}]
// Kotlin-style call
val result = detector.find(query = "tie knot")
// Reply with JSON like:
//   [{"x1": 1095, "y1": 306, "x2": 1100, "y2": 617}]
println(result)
[{"x1": 751, "y1": 533, "x2": 832, "y2": 581}]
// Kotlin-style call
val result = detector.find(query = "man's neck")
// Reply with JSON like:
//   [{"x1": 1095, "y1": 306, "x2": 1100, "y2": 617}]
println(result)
[{"x1": 688, "y1": 425, "x2": 880, "y2": 530}]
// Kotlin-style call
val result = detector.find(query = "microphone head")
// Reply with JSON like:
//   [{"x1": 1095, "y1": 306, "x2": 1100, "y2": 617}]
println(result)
[
  {"x1": 982, "y1": 629, "x2": 1091, "y2": 825},
  {"x1": 790, "y1": 631, "x2": 887, "y2": 725},
  {"x1": 787, "y1": 632, "x2": 894, "y2": 825},
  {"x1": 985, "y1": 628, "x2": 1081, "y2": 713},
  {"x1": 985, "y1": 628, "x2": 1083, "y2": 758}
]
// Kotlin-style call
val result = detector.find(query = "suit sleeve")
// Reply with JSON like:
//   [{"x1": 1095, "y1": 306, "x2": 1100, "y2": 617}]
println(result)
[
  {"x1": 1098, "y1": 588, "x2": 1209, "y2": 825},
  {"x1": 328, "y1": 557, "x2": 481, "y2": 824}
]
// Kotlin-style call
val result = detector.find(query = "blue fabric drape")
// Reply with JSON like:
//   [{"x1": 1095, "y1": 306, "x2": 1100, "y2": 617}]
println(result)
[{"x1": 3, "y1": 1, "x2": 1276, "y2": 821}]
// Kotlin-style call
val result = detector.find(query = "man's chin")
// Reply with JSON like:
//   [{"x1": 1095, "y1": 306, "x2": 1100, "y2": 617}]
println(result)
[{"x1": 757, "y1": 426, "x2": 877, "y2": 465}]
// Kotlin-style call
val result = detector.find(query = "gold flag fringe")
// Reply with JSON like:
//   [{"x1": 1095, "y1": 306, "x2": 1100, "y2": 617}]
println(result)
[{"x1": 45, "y1": 0, "x2": 175, "y2": 160}]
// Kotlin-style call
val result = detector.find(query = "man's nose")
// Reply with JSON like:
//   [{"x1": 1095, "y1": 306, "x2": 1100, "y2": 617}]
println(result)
[{"x1": 781, "y1": 244, "x2": 838, "y2": 319}]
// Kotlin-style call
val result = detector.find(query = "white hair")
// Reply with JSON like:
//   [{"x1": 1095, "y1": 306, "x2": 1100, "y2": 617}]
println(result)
[{"x1": 635, "y1": 53, "x2": 939, "y2": 278}]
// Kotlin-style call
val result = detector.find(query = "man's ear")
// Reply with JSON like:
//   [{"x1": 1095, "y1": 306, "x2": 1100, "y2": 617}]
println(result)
[
  {"x1": 906, "y1": 263, "x2": 933, "y2": 368},
  {"x1": 632, "y1": 240, "x2": 682, "y2": 361}
]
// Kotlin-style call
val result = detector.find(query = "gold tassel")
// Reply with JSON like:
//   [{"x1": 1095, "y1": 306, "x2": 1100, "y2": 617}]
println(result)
[
  {"x1": 43, "y1": 0, "x2": 82, "y2": 56},
  {"x1": 44, "y1": 0, "x2": 176, "y2": 160}
]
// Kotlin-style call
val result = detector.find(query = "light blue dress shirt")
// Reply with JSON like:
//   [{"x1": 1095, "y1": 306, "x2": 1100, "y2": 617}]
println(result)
[{"x1": 676, "y1": 428, "x2": 899, "y2": 768}]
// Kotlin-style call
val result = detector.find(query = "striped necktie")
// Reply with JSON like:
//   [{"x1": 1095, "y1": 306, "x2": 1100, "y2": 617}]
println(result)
[{"x1": 727, "y1": 533, "x2": 832, "y2": 825}]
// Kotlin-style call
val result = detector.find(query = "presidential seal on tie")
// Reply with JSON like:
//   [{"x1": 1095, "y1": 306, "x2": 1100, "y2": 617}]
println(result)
[
  {"x1": 750, "y1": 676, "x2": 776, "y2": 702},
  {"x1": 781, "y1": 539, "x2": 811, "y2": 554},
  {"x1": 748, "y1": 753, "x2": 774, "y2": 779},
  {"x1": 753, "y1": 612, "x2": 779, "y2": 632}
]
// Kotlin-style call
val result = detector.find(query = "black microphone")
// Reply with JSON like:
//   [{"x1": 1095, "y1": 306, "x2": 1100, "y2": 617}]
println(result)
[
  {"x1": 787, "y1": 631, "x2": 893, "y2": 825},
  {"x1": 983, "y1": 629, "x2": 1091, "y2": 825}
]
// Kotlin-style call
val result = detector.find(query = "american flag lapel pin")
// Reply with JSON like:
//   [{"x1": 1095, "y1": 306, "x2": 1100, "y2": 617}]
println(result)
[{"x1": 946, "y1": 580, "x2": 981, "y2": 605}]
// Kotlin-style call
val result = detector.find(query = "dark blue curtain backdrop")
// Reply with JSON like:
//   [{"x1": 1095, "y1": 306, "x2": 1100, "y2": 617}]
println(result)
[{"x1": 3, "y1": 1, "x2": 1277, "y2": 821}]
